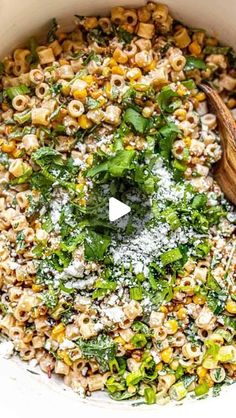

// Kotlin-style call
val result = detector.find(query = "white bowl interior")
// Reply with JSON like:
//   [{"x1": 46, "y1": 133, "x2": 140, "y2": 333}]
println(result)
[{"x1": 0, "y1": 0, "x2": 235, "y2": 416}]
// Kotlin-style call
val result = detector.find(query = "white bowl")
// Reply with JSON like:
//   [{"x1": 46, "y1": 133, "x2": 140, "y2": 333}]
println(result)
[{"x1": 0, "y1": 1, "x2": 235, "y2": 417}]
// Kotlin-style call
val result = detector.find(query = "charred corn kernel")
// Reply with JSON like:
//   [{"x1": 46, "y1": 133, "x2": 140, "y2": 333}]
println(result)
[
  {"x1": 57, "y1": 350, "x2": 73, "y2": 366},
  {"x1": 226, "y1": 300, "x2": 236, "y2": 314},
  {"x1": 86, "y1": 154, "x2": 93, "y2": 166},
  {"x1": 79, "y1": 197, "x2": 86, "y2": 206},
  {"x1": 12, "y1": 149, "x2": 22, "y2": 158},
  {"x1": 161, "y1": 347, "x2": 173, "y2": 364},
  {"x1": 111, "y1": 65, "x2": 125, "y2": 75},
  {"x1": 73, "y1": 89, "x2": 87, "y2": 100},
  {"x1": 189, "y1": 41, "x2": 201, "y2": 56},
  {"x1": 113, "y1": 48, "x2": 128, "y2": 64},
  {"x1": 197, "y1": 366, "x2": 207, "y2": 378},
  {"x1": 114, "y1": 336, "x2": 125, "y2": 345},
  {"x1": 193, "y1": 294, "x2": 206, "y2": 305},
  {"x1": 156, "y1": 362, "x2": 163, "y2": 371},
  {"x1": 32, "y1": 284, "x2": 42, "y2": 292},
  {"x1": 160, "y1": 306, "x2": 168, "y2": 314},
  {"x1": 195, "y1": 92, "x2": 206, "y2": 102},
  {"x1": 176, "y1": 85, "x2": 188, "y2": 96},
  {"x1": 78, "y1": 114, "x2": 93, "y2": 129},
  {"x1": 177, "y1": 307, "x2": 187, "y2": 320},
  {"x1": 166, "y1": 319, "x2": 178, "y2": 334},
  {"x1": 81, "y1": 75, "x2": 94, "y2": 85},
  {"x1": 109, "y1": 58, "x2": 117, "y2": 67},
  {"x1": 51, "y1": 323, "x2": 65, "y2": 341},
  {"x1": 102, "y1": 67, "x2": 110, "y2": 77},
  {"x1": 174, "y1": 108, "x2": 187, "y2": 121},
  {"x1": 1, "y1": 141, "x2": 16, "y2": 153},
  {"x1": 84, "y1": 17, "x2": 98, "y2": 30}
]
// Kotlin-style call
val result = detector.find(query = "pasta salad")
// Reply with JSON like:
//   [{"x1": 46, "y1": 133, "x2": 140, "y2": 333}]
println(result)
[{"x1": 0, "y1": 2, "x2": 236, "y2": 405}]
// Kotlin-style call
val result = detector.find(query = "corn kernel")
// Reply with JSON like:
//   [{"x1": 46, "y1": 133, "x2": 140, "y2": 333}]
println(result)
[
  {"x1": 124, "y1": 343, "x2": 134, "y2": 350},
  {"x1": 76, "y1": 183, "x2": 85, "y2": 193},
  {"x1": 61, "y1": 84, "x2": 70, "y2": 96},
  {"x1": 197, "y1": 366, "x2": 207, "y2": 378},
  {"x1": 105, "y1": 83, "x2": 112, "y2": 99},
  {"x1": 109, "y1": 58, "x2": 117, "y2": 67},
  {"x1": 114, "y1": 336, "x2": 125, "y2": 345},
  {"x1": 226, "y1": 300, "x2": 236, "y2": 314},
  {"x1": 177, "y1": 307, "x2": 187, "y2": 320},
  {"x1": 51, "y1": 323, "x2": 65, "y2": 341},
  {"x1": 59, "y1": 59, "x2": 69, "y2": 65},
  {"x1": 156, "y1": 362, "x2": 163, "y2": 371},
  {"x1": 73, "y1": 89, "x2": 87, "y2": 100},
  {"x1": 32, "y1": 284, "x2": 42, "y2": 292},
  {"x1": 111, "y1": 65, "x2": 125, "y2": 75},
  {"x1": 78, "y1": 114, "x2": 93, "y2": 129},
  {"x1": 79, "y1": 197, "x2": 86, "y2": 206},
  {"x1": 195, "y1": 92, "x2": 206, "y2": 102},
  {"x1": 166, "y1": 319, "x2": 178, "y2": 334},
  {"x1": 160, "y1": 306, "x2": 168, "y2": 314},
  {"x1": 86, "y1": 154, "x2": 93, "y2": 167},
  {"x1": 1, "y1": 141, "x2": 16, "y2": 153},
  {"x1": 12, "y1": 149, "x2": 22, "y2": 158},
  {"x1": 127, "y1": 68, "x2": 142, "y2": 81},
  {"x1": 189, "y1": 41, "x2": 201, "y2": 56},
  {"x1": 170, "y1": 360, "x2": 179, "y2": 370},
  {"x1": 176, "y1": 85, "x2": 188, "y2": 96},
  {"x1": 81, "y1": 75, "x2": 94, "y2": 85},
  {"x1": 57, "y1": 350, "x2": 72, "y2": 366},
  {"x1": 227, "y1": 98, "x2": 236, "y2": 109},
  {"x1": 84, "y1": 17, "x2": 98, "y2": 30},
  {"x1": 199, "y1": 374, "x2": 214, "y2": 388},
  {"x1": 2, "y1": 103, "x2": 9, "y2": 111},
  {"x1": 125, "y1": 145, "x2": 134, "y2": 150},
  {"x1": 113, "y1": 48, "x2": 128, "y2": 64},
  {"x1": 183, "y1": 136, "x2": 191, "y2": 147},
  {"x1": 174, "y1": 108, "x2": 187, "y2": 121},
  {"x1": 102, "y1": 67, "x2": 111, "y2": 77},
  {"x1": 161, "y1": 347, "x2": 173, "y2": 363},
  {"x1": 193, "y1": 294, "x2": 206, "y2": 305},
  {"x1": 144, "y1": 60, "x2": 156, "y2": 72},
  {"x1": 206, "y1": 37, "x2": 218, "y2": 46}
]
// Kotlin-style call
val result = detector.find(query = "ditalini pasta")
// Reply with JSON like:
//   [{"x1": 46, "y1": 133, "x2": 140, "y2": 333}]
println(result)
[{"x1": 0, "y1": 2, "x2": 235, "y2": 405}]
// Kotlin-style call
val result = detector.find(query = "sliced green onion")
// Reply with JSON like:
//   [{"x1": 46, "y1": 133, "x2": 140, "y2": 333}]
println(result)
[
  {"x1": 192, "y1": 193, "x2": 207, "y2": 209},
  {"x1": 194, "y1": 382, "x2": 209, "y2": 396},
  {"x1": 160, "y1": 247, "x2": 183, "y2": 266},
  {"x1": 6, "y1": 84, "x2": 30, "y2": 100},
  {"x1": 169, "y1": 381, "x2": 188, "y2": 400},
  {"x1": 181, "y1": 79, "x2": 197, "y2": 90},
  {"x1": 130, "y1": 286, "x2": 143, "y2": 301},
  {"x1": 144, "y1": 387, "x2": 156, "y2": 405},
  {"x1": 14, "y1": 109, "x2": 31, "y2": 124},
  {"x1": 131, "y1": 333, "x2": 147, "y2": 348},
  {"x1": 163, "y1": 209, "x2": 180, "y2": 231},
  {"x1": 126, "y1": 370, "x2": 143, "y2": 386}
]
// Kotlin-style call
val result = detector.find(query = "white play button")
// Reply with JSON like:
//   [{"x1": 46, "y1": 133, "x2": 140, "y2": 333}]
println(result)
[{"x1": 109, "y1": 197, "x2": 131, "y2": 222}]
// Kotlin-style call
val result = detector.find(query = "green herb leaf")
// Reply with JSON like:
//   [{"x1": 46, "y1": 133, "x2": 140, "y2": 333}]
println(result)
[
  {"x1": 76, "y1": 335, "x2": 117, "y2": 371},
  {"x1": 156, "y1": 122, "x2": 180, "y2": 160},
  {"x1": 185, "y1": 56, "x2": 207, "y2": 71},
  {"x1": 47, "y1": 18, "x2": 58, "y2": 43},
  {"x1": 123, "y1": 108, "x2": 150, "y2": 134},
  {"x1": 117, "y1": 28, "x2": 134, "y2": 44},
  {"x1": 157, "y1": 86, "x2": 181, "y2": 113},
  {"x1": 84, "y1": 230, "x2": 110, "y2": 261},
  {"x1": 203, "y1": 46, "x2": 230, "y2": 55}
]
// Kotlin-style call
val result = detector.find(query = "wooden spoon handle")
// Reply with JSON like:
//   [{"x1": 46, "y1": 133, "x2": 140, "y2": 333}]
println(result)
[{"x1": 200, "y1": 83, "x2": 236, "y2": 205}]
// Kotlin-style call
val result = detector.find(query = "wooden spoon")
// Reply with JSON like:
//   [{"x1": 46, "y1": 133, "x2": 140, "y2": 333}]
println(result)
[{"x1": 200, "y1": 83, "x2": 236, "y2": 205}]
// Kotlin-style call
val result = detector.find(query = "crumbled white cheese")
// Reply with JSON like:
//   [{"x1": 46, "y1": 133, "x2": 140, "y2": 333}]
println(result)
[
  {"x1": 104, "y1": 307, "x2": 124, "y2": 323},
  {"x1": 59, "y1": 339, "x2": 76, "y2": 350}
]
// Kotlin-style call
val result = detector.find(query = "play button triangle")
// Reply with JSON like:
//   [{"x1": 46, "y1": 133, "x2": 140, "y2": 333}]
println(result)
[{"x1": 109, "y1": 197, "x2": 131, "y2": 222}]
